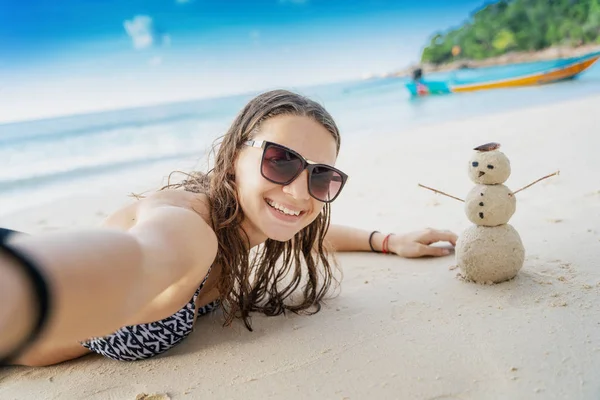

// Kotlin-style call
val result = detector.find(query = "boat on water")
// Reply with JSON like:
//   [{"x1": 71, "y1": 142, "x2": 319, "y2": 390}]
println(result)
[{"x1": 405, "y1": 51, "x2": 600, "y2": 97}]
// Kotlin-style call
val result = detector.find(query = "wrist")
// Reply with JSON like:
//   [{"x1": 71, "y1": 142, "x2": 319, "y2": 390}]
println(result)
[
  {"x1": 368, "y1": 231, "x2": 381, "y2": 252},
  {"x1": 0, "y1": 251, "x2": 37, "y2": 361},
  {"x1": 0, "y1": 241, "x2": 51, "y2": 365},
  {"x1": 368, "y1": 231, "x2": 394, "y2": 253},
  {"x1": 381, "y1": 233, "x2": 394, "y2": 254}
]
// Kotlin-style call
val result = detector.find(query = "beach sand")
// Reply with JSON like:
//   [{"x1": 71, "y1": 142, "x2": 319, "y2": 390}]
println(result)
[{"x1": 1, "y1": 95, "x2": 599, "y2": 399}]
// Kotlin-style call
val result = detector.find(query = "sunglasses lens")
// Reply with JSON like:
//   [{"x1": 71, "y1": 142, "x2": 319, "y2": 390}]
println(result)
[
  {"x1": 310, "y1": 166, "x2": 344, "y2": 202},
  {"x1": 262, "y1": 144, "x2": 304, "y2": 183}
]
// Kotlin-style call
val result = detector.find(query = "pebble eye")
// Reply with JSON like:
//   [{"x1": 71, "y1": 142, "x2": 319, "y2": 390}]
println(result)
[
  {"x1": 472, "y1": 161, "x2": 479, "y2": 167},
  {"x1": 487, "y1": 164, "x2": 494, "y2": 169}
]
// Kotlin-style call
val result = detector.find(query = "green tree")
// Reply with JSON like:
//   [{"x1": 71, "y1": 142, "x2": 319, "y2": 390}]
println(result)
[
  {"x1": 584, "y1": 0, "x2": 600, "y2": 41},
  {"x1": 493, "y1": 29, "x2": 518, "y2": 52},
  {"x1": 419, "y1": 0, "x2": 600, "y2": 65}
]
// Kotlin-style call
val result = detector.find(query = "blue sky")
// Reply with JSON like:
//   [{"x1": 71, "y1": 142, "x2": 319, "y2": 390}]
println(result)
[{"x1": 0, "y1": 0, "x2": 485, "y2": 122}]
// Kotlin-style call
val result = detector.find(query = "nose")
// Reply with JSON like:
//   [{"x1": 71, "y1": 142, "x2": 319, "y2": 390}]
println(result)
[
  {"x1": 282, "y1": 169, "x2": 310, "y2": 201},
  {"x1": 478, "y1": 171, "x2": 485, "y2": 177}
]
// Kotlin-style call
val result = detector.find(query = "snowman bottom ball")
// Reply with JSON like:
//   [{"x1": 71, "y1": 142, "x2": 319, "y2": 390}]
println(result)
[{"x1": 456, "y1": 224, "x2": 525, "y2": 283}]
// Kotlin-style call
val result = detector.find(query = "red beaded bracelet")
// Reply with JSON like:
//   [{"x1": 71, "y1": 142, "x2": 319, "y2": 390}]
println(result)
[{"x1": 382, "y1": 233, "x2": 394, "y2": 254}]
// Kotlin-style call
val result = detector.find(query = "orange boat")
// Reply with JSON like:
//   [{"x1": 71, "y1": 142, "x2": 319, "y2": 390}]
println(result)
[{"x1": 406, "y1": 51, "x2": 600, "y2": 96}]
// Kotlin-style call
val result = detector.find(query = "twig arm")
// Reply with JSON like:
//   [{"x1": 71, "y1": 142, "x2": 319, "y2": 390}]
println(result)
[
  {"x1": 511, "y1": 171, "x2": 560, "y2": 196},
  {"x1": 418, "y1": 184, "x2": 465, "y2": 202}
]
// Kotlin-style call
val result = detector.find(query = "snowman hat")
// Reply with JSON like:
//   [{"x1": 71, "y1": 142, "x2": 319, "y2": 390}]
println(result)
[{"x1": 473, "y1": 142, "x2": 501, "y2": 152}]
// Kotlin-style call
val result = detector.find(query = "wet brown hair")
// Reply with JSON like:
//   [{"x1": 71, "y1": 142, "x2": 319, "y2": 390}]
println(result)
[{"x1": 164, "y1": 89, "x2": 341, "y2": 331}]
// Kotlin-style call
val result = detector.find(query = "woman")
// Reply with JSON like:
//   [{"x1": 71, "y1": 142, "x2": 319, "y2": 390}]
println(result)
[{"x1": 0, "y1": 90, "x2": 456, "y2": 366}]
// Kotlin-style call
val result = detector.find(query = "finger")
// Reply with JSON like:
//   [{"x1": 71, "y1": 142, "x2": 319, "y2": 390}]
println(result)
[
  {"x1": 418, "y1": 244, "x2": 452, "y2": 257},
  {"x1": 420, "y1": 229, "x2": 458, "y2": 246},
  {"x1": 444, "y1": 231, "x2": 458, "y2": 246}
]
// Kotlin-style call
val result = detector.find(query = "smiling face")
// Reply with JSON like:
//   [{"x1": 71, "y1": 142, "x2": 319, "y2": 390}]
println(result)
[
  {"x1": 235, "y1": 114, "x2": 339, "y2": 245},
  {"x1": 468, "y1": 150, "x2": 511, "y2": 185}
]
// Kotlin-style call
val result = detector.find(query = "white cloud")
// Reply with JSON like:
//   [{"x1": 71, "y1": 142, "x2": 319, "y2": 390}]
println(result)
[
  {"x1": 123, "y1": 15, "x2": 171, "y2": 50},
  {"x1": 124, "y1": 16, "x2": 155, "y2": 50}
]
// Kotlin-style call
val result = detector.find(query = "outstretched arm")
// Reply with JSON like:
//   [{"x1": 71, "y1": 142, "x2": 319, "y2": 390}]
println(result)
[
  {"x1": 0, "y1": 201, "x2": 217, "y2": 361},
  {"x1": 325, "y1": 224, "x2": 457, "y2": 258},
  {"x1": 1, "y1": 229, "x2": 147, "y2": 353}
]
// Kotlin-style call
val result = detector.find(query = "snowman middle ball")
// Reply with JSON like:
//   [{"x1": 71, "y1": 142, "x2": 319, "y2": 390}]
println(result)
[{"x1": 465, "y1": 184, "x2": 516, "y2": 226}]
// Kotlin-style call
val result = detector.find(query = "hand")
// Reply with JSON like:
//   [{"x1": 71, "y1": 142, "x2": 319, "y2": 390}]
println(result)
[{"x1": 387, "y1": 228, "x2": 457, "y2": 258}]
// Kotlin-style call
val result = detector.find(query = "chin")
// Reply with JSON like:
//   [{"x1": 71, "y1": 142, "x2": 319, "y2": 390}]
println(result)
[{"x1": 264, "y1": 227, "x2": 302, "y2": 243}]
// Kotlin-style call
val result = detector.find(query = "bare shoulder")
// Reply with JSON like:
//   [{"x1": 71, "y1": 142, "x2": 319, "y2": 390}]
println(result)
[
  {"x1": 136, "y1": 189, "x2": 211, "y2": 223},
  {"x1": 132, "y1": 190, "x2": 215, "y2": 248},
  {"x1": 103, "y1": 190, "x2": 211, "y2": 230},
  {"x1": 116, "y1": 190, "x2": 218, "y2": 325},
  {"x1": 104, "y1": 190, "x2": 217, "y2": 277}
]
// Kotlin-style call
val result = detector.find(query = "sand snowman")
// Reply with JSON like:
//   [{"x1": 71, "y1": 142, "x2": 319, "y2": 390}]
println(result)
[
  {"x1": 420, "y1": 142, "x2": 558, "y2": 284},
  {"x1": 457, "y1": 142, "x2": 524, "y2": 283}
]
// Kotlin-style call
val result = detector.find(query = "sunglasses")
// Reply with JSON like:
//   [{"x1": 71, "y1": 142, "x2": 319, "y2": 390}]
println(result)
[{"x1": 244, "y1": 140, "x2": 348, "y2": 203}]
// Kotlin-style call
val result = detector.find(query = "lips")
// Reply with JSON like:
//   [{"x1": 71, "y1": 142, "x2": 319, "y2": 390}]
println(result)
[{"x1": 265, "y1": 198, "x2": 305, "y2": 217}]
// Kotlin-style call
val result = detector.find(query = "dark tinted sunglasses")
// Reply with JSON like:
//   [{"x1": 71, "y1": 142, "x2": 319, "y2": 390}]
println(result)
[{"x1": 244, "y1": 140, "x2": 348, "y2": 203}]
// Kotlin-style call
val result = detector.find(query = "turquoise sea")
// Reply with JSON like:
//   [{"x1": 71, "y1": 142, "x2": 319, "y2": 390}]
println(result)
[{"x1": 1, "y1": 61, "x2": 599, "y2": 215}]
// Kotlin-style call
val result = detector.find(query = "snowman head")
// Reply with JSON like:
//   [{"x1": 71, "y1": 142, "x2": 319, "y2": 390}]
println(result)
[{"x1": 468, "y1": 142, "x2": 511, "y2": 185}]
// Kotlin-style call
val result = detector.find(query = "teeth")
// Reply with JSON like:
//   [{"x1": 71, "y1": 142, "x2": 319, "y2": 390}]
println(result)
[{"x1": 267, "y1": 199, "x2": 301, "y2": 216}]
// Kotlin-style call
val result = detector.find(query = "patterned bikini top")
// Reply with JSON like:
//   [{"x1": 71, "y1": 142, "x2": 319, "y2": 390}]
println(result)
[
  {"x1": 81, "y1": 270, "x2": 219, "y2": 361},
  {"x1": 0, "y1": 227, "x2": 219, "y2": 362}
]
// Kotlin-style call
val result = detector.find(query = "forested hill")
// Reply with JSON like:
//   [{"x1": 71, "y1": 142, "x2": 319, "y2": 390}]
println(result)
[{"x1": 421, "y1": 0, "x2": 600, "y2": 65}]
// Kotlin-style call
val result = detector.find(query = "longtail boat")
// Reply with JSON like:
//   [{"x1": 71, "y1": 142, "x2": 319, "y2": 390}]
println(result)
[{"x1": 405, "y1": 51, "x2": 600, "y2": 96}]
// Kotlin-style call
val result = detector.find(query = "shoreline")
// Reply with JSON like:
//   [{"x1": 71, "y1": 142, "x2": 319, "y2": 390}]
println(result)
[{"x1": 385, "y1": 44, "x2": 600, "y2": 78}]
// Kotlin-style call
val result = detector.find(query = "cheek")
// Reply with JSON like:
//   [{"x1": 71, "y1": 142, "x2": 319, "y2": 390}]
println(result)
[
  {"x1": 237, "y1": 174, "x2": 262, "y2": 202},
  {"x1": 236, "y1": 167, "x2": 279, "y2": 210},
  {"x1": 235, "y1": 168, "x2": 258, "y2": 207},
  {"x1": 300, "y1": 202, "x2": 326, "y2": 230},
  {"x1": 235, "y1": 157, "x2": 262, "y2": 191},
  {"x1": 307, "y1": 200, "x2": 325, "y2": 220}
]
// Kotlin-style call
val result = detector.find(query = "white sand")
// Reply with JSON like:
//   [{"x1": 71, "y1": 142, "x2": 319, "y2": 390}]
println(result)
[{"x1": 1, "y1": 95, "x2": 600, "y2": 399}]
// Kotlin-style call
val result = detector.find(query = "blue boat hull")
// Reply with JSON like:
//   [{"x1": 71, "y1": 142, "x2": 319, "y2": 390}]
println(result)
[{"x1": 406, "y1": 51, "x2": 600, "y2": 96}]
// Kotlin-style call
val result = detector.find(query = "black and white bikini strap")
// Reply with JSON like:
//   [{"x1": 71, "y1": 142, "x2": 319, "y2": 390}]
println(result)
[
  {"x1": 0, "y1": 238, "x2": 52, "y2": 365},
  {"x1": 191, "y1": 266, "x2": 213, "y2": 302}
]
